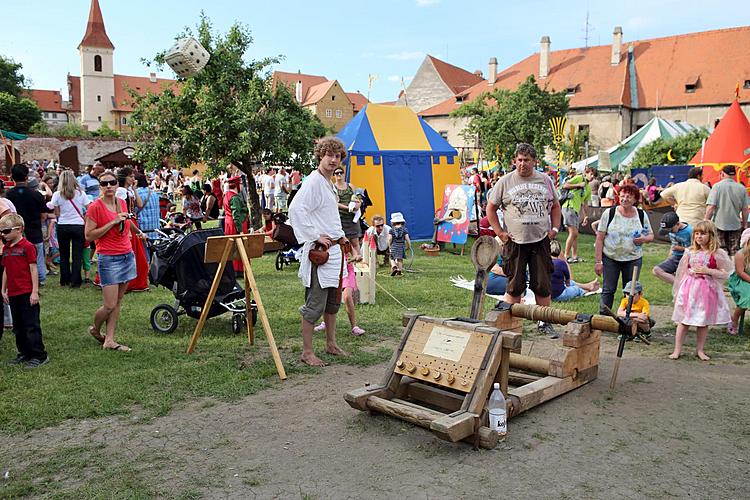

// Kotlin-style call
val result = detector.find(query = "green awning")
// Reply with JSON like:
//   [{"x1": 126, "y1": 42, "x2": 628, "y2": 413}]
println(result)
[{"x1": 0, "y1": 130, "x2": 28, "y2": 141}]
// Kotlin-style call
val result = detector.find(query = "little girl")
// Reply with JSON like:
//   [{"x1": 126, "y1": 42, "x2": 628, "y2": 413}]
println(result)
[
  {"x1": 727, "y1": 228, "x2": 750, "y2": 335},
  {"x1": 388, "y1": 212, "x2": 410, "y2": 276},
  {"x1": 670, "y1": 220, "x2": 732, "y2": 360},
  {"x1": 313, "y1": 251, "x2": 366, "y2": 336}
]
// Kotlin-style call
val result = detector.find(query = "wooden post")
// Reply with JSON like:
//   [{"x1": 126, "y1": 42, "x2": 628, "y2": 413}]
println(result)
[
  {"x1": 235, "y1": 238, "x2": 287, "y2": 380},
  {"x1": 187, "y1": 238, "x2": 233, "y2": 354}
]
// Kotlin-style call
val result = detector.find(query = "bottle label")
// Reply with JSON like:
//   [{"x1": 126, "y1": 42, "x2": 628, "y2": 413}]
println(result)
[{"x1": 489, "y1": 410, "x2": 507, "y2": 435}]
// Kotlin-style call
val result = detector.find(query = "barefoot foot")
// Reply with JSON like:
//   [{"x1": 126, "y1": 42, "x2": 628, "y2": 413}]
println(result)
[
  {"x1": 300, "y1": 352, "x2": 328, "y2": 367},
  {"x1": 668, "y1": 352, "x2": 681, "y2": 360},
  {"x1": 325, "y1": 344, "x2": 349, "y2": 357},
  {"x1": 696, "y1": 351, "x2": 711, "y2": 361}
]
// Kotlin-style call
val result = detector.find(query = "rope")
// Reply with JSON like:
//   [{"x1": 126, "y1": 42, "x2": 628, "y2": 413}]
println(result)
[{"x1": 373, "y1": 279, "x2": 410, "y2": 309}]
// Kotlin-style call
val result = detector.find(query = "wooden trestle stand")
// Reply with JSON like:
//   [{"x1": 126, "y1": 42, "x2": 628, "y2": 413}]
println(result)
[{"x1": 186, "y1": 233, "x2": 287, "y2": 380}]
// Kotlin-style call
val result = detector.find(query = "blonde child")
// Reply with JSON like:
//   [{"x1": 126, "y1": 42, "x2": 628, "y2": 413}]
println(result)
[
  {"x1": 727, "y1": 228, "x2": 750, "y2": 335},
  {"x1": 388, "y1": 212, "x2": 410, "y2": 276},
  {"x1": 314, "y1": 251, "x2": 366, "y2": 336},
  {"x1": 670, "y1": 220, "x2": 732, "y2": 360}
]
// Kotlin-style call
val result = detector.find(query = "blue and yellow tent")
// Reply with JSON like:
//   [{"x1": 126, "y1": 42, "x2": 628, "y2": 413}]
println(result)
[{"x1": 337, "y1": 104, "x2": 460, "y2": 239}]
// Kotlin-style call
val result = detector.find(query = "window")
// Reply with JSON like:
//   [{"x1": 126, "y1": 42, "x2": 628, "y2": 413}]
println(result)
[
  {"x1": 577, "y1": 124, "x2": 590, "y2": 136},
  {"x1": 331, "y1": 95, "x2": 336, "y2": 101},
  {"x1": 684, "y1": 75, "x2": 700, "y2": 93},
  {"x1": 685, "y1": 84, "x2": 697, "y2": 93},
  {"x1": 97, "y1": 95, "x2": 101, "y2": 102},
  {"x1": 43, "y1": 112, "x2": 49, "y2": 118},
  {"x1": 565, "y1": 85, "x2": 579, "y2": 97},
  {"x1": 52, "y1": 113, "x2": 58, "y2": 119},
  {"x1": 94, "y1": 55, "x2": 102, "y2": 72},
  {"x1": 98, "y1": 116, "x2": 102, "y2": 122},
  {"x1": 325, "y1": 109, "x2": 332, "y2": 118},
  {"x1": 335, "y1": 109, "x2": 342, "y2": 118},
  {"x1": 744, "y1": 80, "x2": 750, "y2": 90},
  {"x1": 439, "y1": 131, "x2": 448, "y2": 140},
  {"x1": 455, "y1": 95, "x2": 466, "y2": 103},
  {"x1": 121, "y1": 117, "x2": 127, "y2": 125}
]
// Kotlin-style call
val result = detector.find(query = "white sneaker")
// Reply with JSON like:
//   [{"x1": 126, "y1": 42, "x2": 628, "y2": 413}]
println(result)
[{"x1": 313, "y1": 322, "x2": 326, "y2": 332}]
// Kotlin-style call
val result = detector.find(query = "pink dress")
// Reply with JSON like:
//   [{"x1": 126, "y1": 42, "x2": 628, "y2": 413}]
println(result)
[{"x1": 672, "y1": 249, "x2": 731, "y2": 327}]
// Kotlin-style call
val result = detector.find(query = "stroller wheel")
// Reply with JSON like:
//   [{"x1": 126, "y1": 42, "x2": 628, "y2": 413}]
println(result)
[
  {"x1": 275, "y1": 252, "x2": 284, "y2": 271},
  {"x1": 231, "y1": 313, "x2": 247, "y2": 335},
  {"x1": 150, "y1": 304, "x2": 178, "y2": 334}
]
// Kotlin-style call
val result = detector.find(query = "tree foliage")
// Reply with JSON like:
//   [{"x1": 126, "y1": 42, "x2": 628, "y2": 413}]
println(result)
[
  {"x1": 629, "y1": 129, "x2": 710, "y2": 167},
  {"x1": 451, "y1": 75, "x2": 569, "y2": 163},
  {"x1": 0, "y1": 55, "x2": 29, "y2": 97},
  {"x1": 130, "y1": 15, "x2": 326, "y2": 225},
  {"x1": 0, "y1": 91, "x2": 41, "y2": 134}
]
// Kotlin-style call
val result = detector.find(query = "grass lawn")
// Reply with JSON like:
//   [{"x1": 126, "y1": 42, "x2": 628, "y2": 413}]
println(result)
[{"x1": 0, "y1": 233, "x2": 747, "y2": 435}]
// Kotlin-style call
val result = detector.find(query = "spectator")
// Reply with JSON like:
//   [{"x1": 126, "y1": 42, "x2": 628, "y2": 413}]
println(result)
[
  {"x1": 273, "y1": 167, "x2": 290, "y2": 213},
  {"x1": 6, "y1": 164, "x2": 50, "y2": 286},
  {"x1": 333, "y1": 167, "x2": 363, "y2": 261},
  {"x1": 135, "y1": 174, "x2": 160, "y2": 255},
  {"x1": 549, "y1": 239, "x2": 599, "y2": 301},
  {"x1": 561, "y1": 167, "x2": 593, "y2": 263},
  {"x1": 704, "y1": 165, "x2": 750, "y2": 256},
  {"x1": 200, "y1": 184, "x2": 220, "y2": 221},
  {"x1": 261, "y1": 168, "x2": 276, "y2": 211},
  {"x1": 49, "y1": 170, "x2": 90, "y2": 287},
  {"x1": 181, "y1": 186, "x2": 204, "y2": 230},
  {"x1": 652, "y1": 212, "x2": 692, "y2": 285},
  {"x1": 79, "y1": 162, "x2": 104, "y2": 200},
  {"x1": 363, "y1": 214, "x2": 391, "y2": 266},
  {"x1": 660, "y1": 166, "x2": 711, "y2": 227}
]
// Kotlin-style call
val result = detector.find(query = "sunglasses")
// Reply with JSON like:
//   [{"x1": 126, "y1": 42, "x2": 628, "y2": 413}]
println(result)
[
  {"x1": 333, "y1": 171, "x2": 344, "y2": 176},
  {"x1": 99, "y1": 179, "x2": 118, "y2": 187},
  {"x1": 0, "y1": 226, "x2": 21, "y2": 235},
  {"x1": 375, "y1": 224, "x2": 384, "y2": 228}
]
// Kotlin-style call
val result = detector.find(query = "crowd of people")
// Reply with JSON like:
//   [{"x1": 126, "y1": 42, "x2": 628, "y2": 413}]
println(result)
[{"x1": 3, "y1": 140, "x2": 749, "y2": 369}]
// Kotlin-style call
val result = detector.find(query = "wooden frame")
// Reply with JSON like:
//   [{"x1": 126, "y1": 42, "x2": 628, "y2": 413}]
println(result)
[{"x1": 186, "y1": 233, "x2": 287, "y2": 380}]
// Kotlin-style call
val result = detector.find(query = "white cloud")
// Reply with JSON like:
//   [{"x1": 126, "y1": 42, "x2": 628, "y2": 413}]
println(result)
[
  {"x1": 385, "y1": 51, "x2": 425, "y2": 61},
  {"x1": 416, "y1": 0, "x2": 440, "y2": 6}
]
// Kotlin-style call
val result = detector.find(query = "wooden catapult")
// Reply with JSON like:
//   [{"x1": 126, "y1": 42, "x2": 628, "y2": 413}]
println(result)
[{"x1": 345, "y1": 237, "x2": 627, "y2": 448}]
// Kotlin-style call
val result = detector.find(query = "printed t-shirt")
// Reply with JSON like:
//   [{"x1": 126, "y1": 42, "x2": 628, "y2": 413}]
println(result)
[
  {"x1": 85, "y1": 198, "x2": 133, "y2": 255},
  {"x1": 488, "y1": 170, "x2": 557, "y2": 244},
  {"x1": 598, "y1": 207, "x2": 652, "y2": 262},
  {"x1": 550, "y1": 258, "x2": 570, "y2": 299},
  {"x1": 1, "y1": 237, "x2": 37, "y2": 296},
  {"x1": 562, "y1": 174, "x2": 592, "y2": 212},
  {"x1": 669, "y1": 223, "x2": 692, "y2": 258},
  {"x1": 618, "y1": 296, "x2": 650, "y2": 315}
]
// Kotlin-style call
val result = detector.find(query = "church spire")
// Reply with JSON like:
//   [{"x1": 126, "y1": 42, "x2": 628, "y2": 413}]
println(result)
[{"x1": 78, "y1": 0, "x2": 114, "y2": 50}]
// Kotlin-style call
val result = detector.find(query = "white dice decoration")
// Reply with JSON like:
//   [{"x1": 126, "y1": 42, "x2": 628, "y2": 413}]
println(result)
[{"x1": 164, "y1": 37, "x2": 210, "y2": 78}]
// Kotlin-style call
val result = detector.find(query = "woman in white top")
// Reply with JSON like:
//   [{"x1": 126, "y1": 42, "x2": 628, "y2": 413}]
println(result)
[{"x1": 50, "y1": 170, "x2": 91, "y2": 287}]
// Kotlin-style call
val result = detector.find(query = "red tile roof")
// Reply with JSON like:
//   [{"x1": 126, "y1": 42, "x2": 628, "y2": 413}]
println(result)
[
  {"x1": 27, "y1": 89, "x2": 65, "y2": 112},
  {"x1": 421, "y1": 26, "x2": 750, "y2": 117},
  {"x1": 78, "y1": 0, "x2": 114, "y2": 50},
  {"x1": 346, "y1": 92, "x2": 369, "y2": 112},
  {"x1": 66, "y1": 74, "x2": 178, "y2": 113},
  {"x1": 302, "y1": 80, "x2": 337, "y2": 106},
  {"x1": 427, "y1": 55, "x2": 484, "y2": 95},
  {"x1": 272, "y1": 71, "x2": 328, "y2": 103}
]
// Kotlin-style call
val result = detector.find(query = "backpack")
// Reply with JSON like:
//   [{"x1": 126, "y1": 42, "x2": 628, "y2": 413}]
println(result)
[
  {"x1": 605, "y1": 207, "x2": 646, "y2": 229},
  {"x1": 558, "y1": 188, "x2": 573, "y2": 203},
  {"x1": 271, "y1": 222, "x2": 298, "y2": 246}
]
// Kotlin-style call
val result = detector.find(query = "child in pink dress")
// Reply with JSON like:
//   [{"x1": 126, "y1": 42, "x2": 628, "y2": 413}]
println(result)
[
  {"x1": 670, "y1": 221, "x2": 732, "y2": 361},
  {"x1": 314, "y1": 254, "x2": 366, "y2": 336}
]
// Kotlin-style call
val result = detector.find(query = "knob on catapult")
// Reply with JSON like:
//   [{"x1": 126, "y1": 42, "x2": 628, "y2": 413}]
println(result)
[
  {"x1": 420, "y1": 367, "x2": 430, "y2": 376},
  {"x1": 405, "y1": 362, "x2": 416, "y2": 373}
]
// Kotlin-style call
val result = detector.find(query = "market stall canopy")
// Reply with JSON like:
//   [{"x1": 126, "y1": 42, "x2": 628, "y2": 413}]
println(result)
[
  {"x1": 689, "y1": 100, "x2": 750, "y2": 187},
  {"x1": 572, "y1": 117, "x2": 696, "y2": 172}
]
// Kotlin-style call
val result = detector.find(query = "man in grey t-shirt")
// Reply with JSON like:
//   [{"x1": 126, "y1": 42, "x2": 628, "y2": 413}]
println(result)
[
  {"x1": 705, "y1": 165, "x2": 750, "y2": 255},
  {"x1": 487, "y1": 143, "x2": 562, "y2": 337}
]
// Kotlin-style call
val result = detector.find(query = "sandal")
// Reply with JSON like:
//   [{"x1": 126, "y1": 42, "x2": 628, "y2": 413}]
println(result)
[
  {"x1": 351, "y1": 326, "x2": 365, "y2": 336},
  {"x1": 89, "y1": 326, "x2": 104, "y2": 344},
  {"x1": 103, "y1": 344, "x2": 131, "y2": 352}
]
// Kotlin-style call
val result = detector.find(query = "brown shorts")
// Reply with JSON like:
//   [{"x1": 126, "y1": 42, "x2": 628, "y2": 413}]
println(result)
[
  {"x1": 718, "y1": 229, "x2": 742, "y2": 256},
  {"x1": 501, "y1": 236, "x2": 554, "y2": 298}
]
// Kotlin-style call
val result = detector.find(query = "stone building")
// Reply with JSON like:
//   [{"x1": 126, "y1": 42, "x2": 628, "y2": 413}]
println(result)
[
  {"x1": 418, "y1": 26, "x2": 750, "y2": 153},
  {"x1": 272, "y1": 71, "x2": 369, "y2": 132},
  {"x1": 28, "y1": 90, "x2": 68, "y2": 127}
]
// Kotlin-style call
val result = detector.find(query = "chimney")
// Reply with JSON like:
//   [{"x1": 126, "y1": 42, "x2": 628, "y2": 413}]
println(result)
[
  {"x1": 611, "y1": 26, "x2": 623, "y2": 65},
  {"x1": 149, "y1": 72, "x2": 157, "y2": 83},
  {"x1": 488, "y1": 57, "x2": 497, "y2": 85},
  {"x1": 295, "y1": 81, "x2": 303, "y2": 103},
  {"x1": 539, "y1": 36, "x2": 550, "y2": 79}
]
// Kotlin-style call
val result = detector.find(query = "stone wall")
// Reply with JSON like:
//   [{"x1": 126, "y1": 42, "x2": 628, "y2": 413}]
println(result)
[{"x1": 1, "y1": 136, "x2": 137, "y2": 172}]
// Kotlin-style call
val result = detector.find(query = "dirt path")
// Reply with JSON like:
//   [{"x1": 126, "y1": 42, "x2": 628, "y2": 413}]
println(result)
[{"x1": 2, "y1": 336, "x2": 749, "y2": 499}]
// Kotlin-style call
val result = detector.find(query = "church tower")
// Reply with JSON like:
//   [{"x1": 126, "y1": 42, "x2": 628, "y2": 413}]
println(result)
[{"x1": 78, "y1": 0, "x2": 115, "y2": 131}]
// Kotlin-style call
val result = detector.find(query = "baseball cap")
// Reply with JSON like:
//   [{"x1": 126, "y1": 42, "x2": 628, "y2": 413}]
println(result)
[
  {"x1": 722, "y1": 165, "x2": 737, "y2": 175},
  {"x1": 658, "y1": 212, "x2": 680, "y2": 235}
]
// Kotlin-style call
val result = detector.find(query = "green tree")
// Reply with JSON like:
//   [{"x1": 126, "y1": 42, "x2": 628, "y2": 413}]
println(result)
[
  {"x1": 130, "y1": 15, "x2": 326, "y2": 226},
  {"x1": 0, "y1": 91, "x2": 41, "y2": 133},
  {"x1": 0, "y1": 55, "x2": 29, "y2": 97},
  {"x1": 629, "y1": 129, "x2": 710, "y2": 167},
  {"x1": 451, "y1": 75, "x2": 569, "y2": 163},
  {"x1": 92, "y1": 121, "x2": 120, "y2": 138},
  {"x1": 53, "y1": 122, "x2": 91, "y2": 138}
]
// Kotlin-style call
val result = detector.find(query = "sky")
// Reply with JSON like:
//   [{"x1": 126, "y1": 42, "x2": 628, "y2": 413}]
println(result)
[{"x1": 2, "y1": 0, "x2": 748, "y2": 103}]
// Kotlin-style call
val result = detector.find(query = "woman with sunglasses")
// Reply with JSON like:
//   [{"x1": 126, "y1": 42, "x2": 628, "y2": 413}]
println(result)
[
  {"x1": 332, "y1": 168, "x2": 363, "y2": 261},
  {"x1": 84, "y1": 170, "x2": 145, "y2": 352},
  {"x1": 116, "y1": 167, "x2": 149, "y2": 292}
]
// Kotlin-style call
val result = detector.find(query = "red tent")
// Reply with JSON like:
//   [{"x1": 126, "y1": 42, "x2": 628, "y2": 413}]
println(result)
[{"x1": 690, "y1": 100, "x2": 750, "y2": 187}]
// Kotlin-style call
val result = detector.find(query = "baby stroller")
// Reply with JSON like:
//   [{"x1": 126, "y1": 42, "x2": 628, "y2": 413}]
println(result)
[
  {"x1": 148, "y1": 228, "x2": 257, "y2": 334},
  {"x1": 271, "y1": 213, "x2": 302, "y2": 271}
]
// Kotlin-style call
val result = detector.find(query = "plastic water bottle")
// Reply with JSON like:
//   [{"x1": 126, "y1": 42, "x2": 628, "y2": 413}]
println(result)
[
  {"x1": 488, "y1": 382, "x2": 507, "y2": 436},
  {"x1": 632, "y1": 229, "x2": 643, "y2": 247}
]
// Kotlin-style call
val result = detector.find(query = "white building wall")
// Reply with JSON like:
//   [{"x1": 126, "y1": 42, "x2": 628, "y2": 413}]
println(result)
[{"x1": 79, "y1": 46, "x2": 115, "y2": 131}]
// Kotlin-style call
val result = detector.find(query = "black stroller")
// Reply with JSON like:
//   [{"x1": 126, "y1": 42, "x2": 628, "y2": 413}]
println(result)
[
  {"x1": 271, "y1": 213, "x2": 302, "y2": 271},
  {"x1": 148, "y1": 228, "x2": 257, "y2": 334}
]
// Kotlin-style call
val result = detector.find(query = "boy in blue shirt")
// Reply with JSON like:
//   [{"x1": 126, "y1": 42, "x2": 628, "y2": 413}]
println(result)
[{"x1": 652, "y1": 211, "x2": 692, "y2": 285}]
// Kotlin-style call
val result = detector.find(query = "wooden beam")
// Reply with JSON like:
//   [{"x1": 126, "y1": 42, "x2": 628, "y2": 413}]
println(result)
[
  {"x1": 430, "y1": 411, "x2": 477, "y2": 442},
  {"x1": 509, "y1": 353, "x2": 550, "y2": 375},
  {"x1": 366, "y1": 396, "x2": 443, "y2": 429},
  {"x1": 507, "y1": 366, "x2": 598, "y2": 418},
  {"x1": 405, "y1": 382, "x2": 464, "y2": 413}
]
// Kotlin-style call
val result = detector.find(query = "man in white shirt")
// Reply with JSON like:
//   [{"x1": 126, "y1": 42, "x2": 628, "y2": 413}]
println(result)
[
  {"x1": 261, "y1": 168, "x2": 276, "y2": 212},
  {"x1": 289, "y1": 137, "x2": 349, "y2": 367},
  {"x1": 364, "y1": 214, "x2": 391, "y2": 266},
  {"x1": 273, "y1": 168, "x2": 289, "y2": 213}
]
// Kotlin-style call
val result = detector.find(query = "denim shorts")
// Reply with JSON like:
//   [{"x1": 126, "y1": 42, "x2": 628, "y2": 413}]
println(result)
[{"x1": 97, "y1": 252, "x2": 136, "y2": 286}]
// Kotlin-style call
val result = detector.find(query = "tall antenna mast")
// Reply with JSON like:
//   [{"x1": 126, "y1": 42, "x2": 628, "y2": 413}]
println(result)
[{"x1": 582, "y1": 11, "x2": 594, "y2": 48}]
